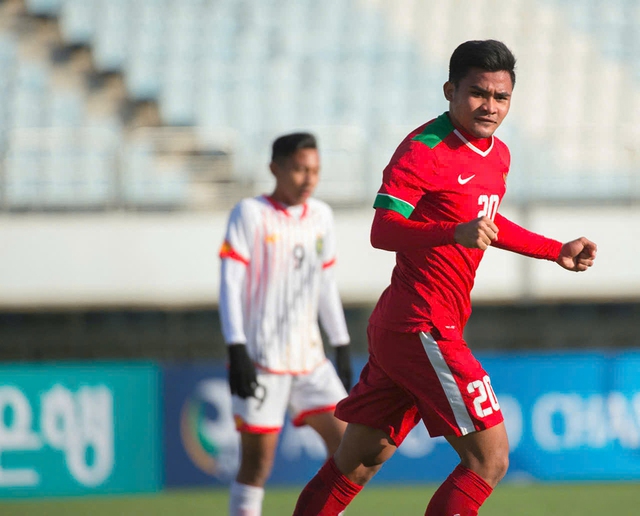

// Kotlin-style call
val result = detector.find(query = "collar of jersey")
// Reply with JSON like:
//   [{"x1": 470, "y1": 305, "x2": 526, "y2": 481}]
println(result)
[
  {"x1": 264, "y1": 195, "x2": 308, "y2": 219},
  {"x1": 452, "y1": 129, "x2": 494, "y2": 157}
]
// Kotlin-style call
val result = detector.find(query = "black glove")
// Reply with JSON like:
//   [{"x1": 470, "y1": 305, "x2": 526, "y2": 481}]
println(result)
[
  {"x1": 227, "y1": 344, "x2": 258, "y2": 399},
  {"x1": 334, "y1": 345, "x2": 352, "y2": 393}
]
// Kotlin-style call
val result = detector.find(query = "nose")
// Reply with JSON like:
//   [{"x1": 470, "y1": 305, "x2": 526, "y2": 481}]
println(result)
[
  {"x1": 304, "y1": 170, "x2": 318, "y2": 186},
  {"x1": 483, "y1": 96, "x2": 497, "y2": 114}
]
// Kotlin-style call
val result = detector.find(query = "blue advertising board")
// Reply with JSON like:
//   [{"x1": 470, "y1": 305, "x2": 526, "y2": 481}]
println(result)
[
  {"x1": 163, "y1": 352, "x2": 640, "y2": 488},
  {"x1": 0, "y1": 362, "x2": 161, "y2": 498},
  {"x1": 163, "y1": 363, "x2": 239, "y2": 488},
  {"x1": 488, "y1": 351, "x2": 640, "y2": 481}
]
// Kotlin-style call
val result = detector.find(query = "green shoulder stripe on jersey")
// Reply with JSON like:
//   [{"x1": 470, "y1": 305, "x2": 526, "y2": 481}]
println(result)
[
  {"x1": 373, "y1": 194, "x2": 414, "y2": 218},
  {"x1": 412, "y1": 112, "x2": 454, "y2": 149}
]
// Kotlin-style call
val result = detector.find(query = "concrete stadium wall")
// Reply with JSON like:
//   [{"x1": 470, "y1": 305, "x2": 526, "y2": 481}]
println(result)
[{"x1": 0, "y1": 204, "x2": 633, "y2": 308}]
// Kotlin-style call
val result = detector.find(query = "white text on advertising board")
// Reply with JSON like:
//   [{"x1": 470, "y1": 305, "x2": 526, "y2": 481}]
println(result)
[
  {"x1": 0, "y1": 384, "x2": 114, "y2": 488},
  {"x1": 532, "y1": 392, "x2": 640, "y2": 451}
]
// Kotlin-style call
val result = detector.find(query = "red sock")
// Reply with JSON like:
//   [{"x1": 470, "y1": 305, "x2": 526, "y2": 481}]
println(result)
[
  {"x1": 292, "y1": 457, "x2": 362, "y2": 516},
  {"x1": 425, "y1": 464, "x2": 493, "y2": 516}
]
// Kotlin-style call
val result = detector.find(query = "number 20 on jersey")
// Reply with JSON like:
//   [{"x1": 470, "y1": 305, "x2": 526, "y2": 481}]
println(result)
[{"x1": 477, "y1": 194, "x2": 500, "y2": 220}]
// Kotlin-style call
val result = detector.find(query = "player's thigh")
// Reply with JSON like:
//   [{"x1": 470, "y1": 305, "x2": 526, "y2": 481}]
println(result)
[
  {"x1": 334, "y1": 325, "x2": 422, "y2": 447},
  {"x1": 288, "y1": 360, "x2": 347, "y2": 427},
  {"x1": 337, "y1": 422, "x2": 397, "y2": 469},
  {"x1": 304, "y1": 410, "x2": 347, "y2": 456},
  {"x1": 373, "y1": 328, "x2": 504, "y2": 438},
  {"x1": 232, "y1": 371, "x2": 292, "y2": 432},
  {"x1": 237, "y1": 431, "x2": 280, "y2": 485},
  {"x1": 239, "y1": 431, "x2": 280, "y2": 466}
]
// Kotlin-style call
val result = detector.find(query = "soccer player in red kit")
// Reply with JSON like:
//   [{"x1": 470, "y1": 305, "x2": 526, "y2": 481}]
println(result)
[{"x1": 292, "y1": 40, "x2": 597, "y2": 516}]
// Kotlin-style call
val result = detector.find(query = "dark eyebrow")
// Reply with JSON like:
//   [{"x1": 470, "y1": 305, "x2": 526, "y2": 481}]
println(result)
[{"x1": 470, "y1": 85, "x2": 511, "y2": 98}]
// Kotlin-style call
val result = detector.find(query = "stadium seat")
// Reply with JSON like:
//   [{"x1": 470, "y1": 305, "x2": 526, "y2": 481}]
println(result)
[
  {"x1": 298, "y1": 58, "x2": 338, "y2": 126},
  {"x1": 121, "y1": 140, "x2": 189, "y2": 209},
  {"x1": 59, "y1": 0, "x2": 96, "y2": 45},
  {"x1": 93, "y1": 0, "x2": 129, "y2": 72},
  {"x1": 307, "y1": 125, "x2": 367, "y2": 204},
  {"x1": 5, "y1": 153, "x2": 42, "y2": 208},
  {"x1": 48, "y1": 89, "x2": 85, "y2": 127},
  {"x1": 25, "y1": 0, "x2": 62, "y2": 16},
  {"x1": 160, "y1": 77, "x2": 196, "y2": 126},
  {"x1": 11, "y1": 63, "x2": 49, "y2": 129}
]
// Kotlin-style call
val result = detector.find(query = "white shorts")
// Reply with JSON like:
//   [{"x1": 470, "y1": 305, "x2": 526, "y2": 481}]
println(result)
[{"x1": 232, "y1": 359, "x2": 347, "y2": 433}]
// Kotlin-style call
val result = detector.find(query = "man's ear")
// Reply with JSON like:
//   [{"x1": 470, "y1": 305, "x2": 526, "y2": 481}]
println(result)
[
  {"x1": 443, "y1": 81, "x2": 455, "y2": 102},
  {"x1": 269, "y1": 161, "x2": 278, "y2": 178}
]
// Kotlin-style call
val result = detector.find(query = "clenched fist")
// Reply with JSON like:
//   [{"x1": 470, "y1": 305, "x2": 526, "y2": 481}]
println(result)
[
  {"x1": 455, "y1": 216, "x2": 499, "y2": 250},
  {"x1": 556, "y1": 237, "x2": 597, "y2": 272}
]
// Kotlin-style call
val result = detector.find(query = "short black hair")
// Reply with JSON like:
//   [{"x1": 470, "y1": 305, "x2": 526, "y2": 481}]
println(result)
[
  {"x1": 271, "y1": 132, "x2": 317, "y2": 163},
  {"x1": 449, "y1": 40, "x2": 516, "y2": 88}
]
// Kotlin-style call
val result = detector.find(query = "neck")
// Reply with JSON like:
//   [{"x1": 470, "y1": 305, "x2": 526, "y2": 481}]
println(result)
[
  {"x1": 268, "y1": 192, "x2": 307, "y2": 208},
  {"x1": 269, "y1": 191, "x2": 290, "y2": 206},
  {"x1": 447, "y1": 113, "x2": 492, "y2": 151}
]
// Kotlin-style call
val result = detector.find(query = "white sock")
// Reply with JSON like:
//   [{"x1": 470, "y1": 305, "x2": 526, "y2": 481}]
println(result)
[{"x1": 229, "y1": 481, "x2": 265, "y2": 516}]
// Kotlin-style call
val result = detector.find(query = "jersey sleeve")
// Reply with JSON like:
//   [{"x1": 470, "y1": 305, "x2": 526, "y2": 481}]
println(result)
[
  {"x1": 219, "y1": 258, "x2": 248, "y2": 344},
  {"x1": 373, "y1": 140, "x2": 439, "y2": 219},
  {"x1": 219, "y1": 201, "x2": 252, "y2": 265},
  {"x1": 493, "y1": 213, "x2": 562, "y2": 261},
  {"x1": 320, "y1": 206, "x2": 337, "y2": 269},
  {"x1": 370, "y1": 208, "x2": 457, "y2": 251},
  {"x1": 218, "y1": 201, "x2": 254, "y2": 345},
  {"x1": 318, "y1": 265, "x2": 350, "y2": 346}
]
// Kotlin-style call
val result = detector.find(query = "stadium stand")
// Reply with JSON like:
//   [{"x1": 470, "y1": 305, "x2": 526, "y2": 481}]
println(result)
[{"x1": 0, "y1": 0, "x2": 638, "y2": 211}]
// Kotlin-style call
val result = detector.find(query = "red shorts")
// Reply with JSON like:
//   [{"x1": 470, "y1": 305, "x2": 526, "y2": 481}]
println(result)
[{"x1": 335, "y1": 324, "x2": 504, "y2": 446}]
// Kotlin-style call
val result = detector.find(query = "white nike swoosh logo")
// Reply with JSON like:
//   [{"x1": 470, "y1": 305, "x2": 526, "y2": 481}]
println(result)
[{"x1": 458, "y1": 174, "x2": 475, "y2": 185}]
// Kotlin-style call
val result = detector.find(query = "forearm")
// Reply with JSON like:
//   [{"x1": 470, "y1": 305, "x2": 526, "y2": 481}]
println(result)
[
  {"x1": 493, "y1": 213, "x2": 562, "y2": 260},
  {"x1": 370, "y1": 208, "x2": 457, "y2": 252}
]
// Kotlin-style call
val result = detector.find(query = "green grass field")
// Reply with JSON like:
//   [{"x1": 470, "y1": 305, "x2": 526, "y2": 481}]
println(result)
[
  {"x1": 0, "y1": 483, "x2": 638, "y2": 515},
  {"x1": 0, "y1": 484, "x2": 640, "y2": 516}
]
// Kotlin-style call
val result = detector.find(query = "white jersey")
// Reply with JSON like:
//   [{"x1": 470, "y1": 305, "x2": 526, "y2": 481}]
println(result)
[{"x1": 219, "y1": 195, "x2": 350, "y2": 374}]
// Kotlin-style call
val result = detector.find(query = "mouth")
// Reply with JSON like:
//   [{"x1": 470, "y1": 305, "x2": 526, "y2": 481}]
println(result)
[{"x1": 476, "y1": 117, "x2": 495, "y2": 124}]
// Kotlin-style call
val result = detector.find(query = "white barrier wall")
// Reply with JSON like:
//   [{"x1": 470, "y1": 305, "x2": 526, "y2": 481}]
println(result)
[{"x1": 0, "y1": 205, "x2": 632, "y2": 308}]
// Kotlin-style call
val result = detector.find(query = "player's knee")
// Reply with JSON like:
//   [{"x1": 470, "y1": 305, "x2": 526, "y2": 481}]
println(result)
[
  {"x1": 490, "y1": 450, "x2": 509, "y2": 483},
  {"x1": 459, "y1": 445, "x2": 509, "y2": 486},
  {"x1": 358, "y1": 437, "x2": 396, "y2": 475},
  {"x1": 238, "y1": 449, "x2": 275, "y2": 485},
  {"x1": 349, "y1": 462, "x2": 384, "y2": 486},
  {"x1": 465, "y1": 455, "x2": 508, "y2": 488},
  {"x1": 360, "y1": 449, "x2": 390, "y2": 469}
]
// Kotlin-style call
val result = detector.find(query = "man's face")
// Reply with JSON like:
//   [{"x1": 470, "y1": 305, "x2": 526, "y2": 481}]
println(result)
[
  {"x1": 444, "y1": 68, "x2": 513, "y2": 139},
  {"x1": 270, "y1": 148, "x2": 320, "y2": 205}
]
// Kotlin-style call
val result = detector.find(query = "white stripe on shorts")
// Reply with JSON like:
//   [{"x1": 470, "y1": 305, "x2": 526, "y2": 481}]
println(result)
[{"x1": 419, "y1": 332, "x2": 475, "y2": 435}]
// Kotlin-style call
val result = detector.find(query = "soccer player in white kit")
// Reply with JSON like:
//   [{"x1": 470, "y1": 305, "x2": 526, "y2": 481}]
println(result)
[{"x1": 219, "y1": 133, "x2": 352, "y2": 516}]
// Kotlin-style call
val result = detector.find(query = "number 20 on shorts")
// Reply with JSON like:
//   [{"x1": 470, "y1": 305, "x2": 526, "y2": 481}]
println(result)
[{"x1": 467, "y1": 375, "x2": 500, "y2": 418}]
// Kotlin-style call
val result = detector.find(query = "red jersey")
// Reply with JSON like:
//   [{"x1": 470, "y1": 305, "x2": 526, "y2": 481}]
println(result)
[{"x1": 369, "y1": 112, "x2": 560, "y2": 338}]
